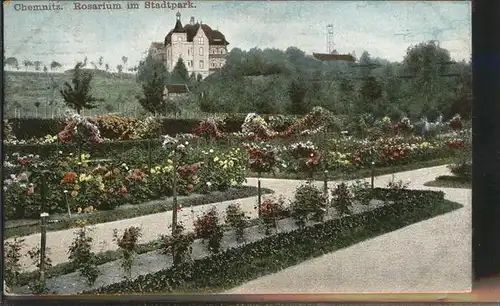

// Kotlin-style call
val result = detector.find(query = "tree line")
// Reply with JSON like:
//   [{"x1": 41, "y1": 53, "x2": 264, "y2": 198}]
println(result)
[
  {"x1": 4, "y1": 55, "x2": 139, "y2": 74},
  {"x1": 35, "y1": 40, "x2": 472, "y2": 122}
]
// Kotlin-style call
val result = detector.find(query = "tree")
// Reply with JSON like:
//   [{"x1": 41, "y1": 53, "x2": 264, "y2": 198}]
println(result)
[
  {"x1": 33, "y1": 61, "x2": 42, "y2": 71},
  {"x1": 116, "y1": 64, "x2": 123, "y2": 75},
  {"x1": 50, "y1": 60, "x2": 62, "y2": 71},
  {"x1": 23, "y1": 60, "x2": 32, "y2": 71},
  {"x1": 171, "y1": 57, "x2": 189, "y2": 83},
  {"x1": 358, "y1": 51, "x2": 372, "y2": 79},
  {"x1": 121, "y1": 56, "x2": 128, "y2": 71},
  {"x1": 60, "y1": 62, "x2": 104, "y2": 114},
  {"x1": 34, "y1": 101, "x2": 41, "y2": 117},
  {"x1": 5, "y1": 57, "x2": 18, "y2": 70},
  {"x1": 402, "y1": 41, "x2": 452, "y2": 117},
  {"x1": 105, "y1": 63, "x2": 109, "y2": 72},
  {"x1": 98, "y1": 56, "x2": 103, "y2": 69},
  {"x1": 136, "y1": 55, "x2": 168, "y2": 115},
  {"x1": 403, "y1": 41, "x2": 451, "y2": 78},
  {"x1": 43, "y1": 65, "x2": 48, "y2": 73},
  {"x1": 287, "y1": 78, "x2": 309, "y2": 115}
]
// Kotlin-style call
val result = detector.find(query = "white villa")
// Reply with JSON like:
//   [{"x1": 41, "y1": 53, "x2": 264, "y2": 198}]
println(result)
[{"x1": 150, "y1": 12, "x2": 230, "y2": 79}]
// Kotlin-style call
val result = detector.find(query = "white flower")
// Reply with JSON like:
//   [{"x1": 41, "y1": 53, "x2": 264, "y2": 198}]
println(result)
[
  {"x1": 206, "y1": 182, "x2": 212, "y2": 187},
  {"x1": 40, "y1": 212, "x2": 49, "y2": 218},
  {"x1": 209, "y1": 149, "x2": 214, "y2": 153},
  {"x1": 64, "y1": 190, "x2": 68, "y2": 194}
]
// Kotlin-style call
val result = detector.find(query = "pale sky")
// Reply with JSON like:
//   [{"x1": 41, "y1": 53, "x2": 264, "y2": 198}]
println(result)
[{"x1": 4, "y1": 0, "x2": 471, "y2": 71}]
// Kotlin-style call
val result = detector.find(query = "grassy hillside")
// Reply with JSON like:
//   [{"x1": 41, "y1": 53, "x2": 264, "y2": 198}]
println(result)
[{"x1": 4, "y1": 70, "x2": 143, "y2": 118}]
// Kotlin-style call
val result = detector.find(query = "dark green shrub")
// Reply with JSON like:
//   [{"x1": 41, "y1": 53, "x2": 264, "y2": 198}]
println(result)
[
  {"x1": 330, "y1": 183, "x2": 355, "y2": 217},
  {"x1": 290, "y1": 182, "x2": 328, "y2": 226},
  {"x1": 225, "y1": 203, "x2": 248, "y2": 242}
]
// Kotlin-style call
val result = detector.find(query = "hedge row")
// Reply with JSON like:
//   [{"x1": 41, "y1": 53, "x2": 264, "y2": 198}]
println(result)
[
  {"x1": 4, "y1": 138, "x2": 165, "y2": 159},
  {"x1": 85, "y1": 188, "x2": 451, "y2": 294},
  {"x1": 5, "y1": 114, "x2": 296, "y2": 140}
]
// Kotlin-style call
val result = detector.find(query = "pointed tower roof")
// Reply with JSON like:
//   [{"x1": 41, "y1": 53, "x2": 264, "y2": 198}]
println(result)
[{"x1": 173, "y1": 11, "x2": 185, "y2": 33}]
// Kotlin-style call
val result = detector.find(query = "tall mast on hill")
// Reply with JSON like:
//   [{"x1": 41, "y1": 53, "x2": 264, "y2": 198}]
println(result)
[{"x1": 314, "y1": 24, "x2": 355, "y2": 62}]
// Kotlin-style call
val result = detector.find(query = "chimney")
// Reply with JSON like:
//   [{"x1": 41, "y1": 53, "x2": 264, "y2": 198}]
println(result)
[{"x1": 190, "y1": 17, "x2": 195, "y2": 25}]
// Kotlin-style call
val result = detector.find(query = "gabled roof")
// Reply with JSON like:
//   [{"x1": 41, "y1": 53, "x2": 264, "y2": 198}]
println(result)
[{"x1": 164, "y1": 22, "x2": 229, "y2": 46}]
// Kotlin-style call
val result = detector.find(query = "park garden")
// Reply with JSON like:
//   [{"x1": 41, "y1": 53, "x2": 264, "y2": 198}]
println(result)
[
  {"x1": 2, "y1": 40, "x2": 472, "y2": 294},
  {"x1": 3, "y1": 103, "x2": 470, "y2": 294}
]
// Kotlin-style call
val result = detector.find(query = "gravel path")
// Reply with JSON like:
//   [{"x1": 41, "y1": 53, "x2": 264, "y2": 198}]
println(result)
[
  {"x1": 226, "y1": 165, "x2": 471, "y2": 293},
  {"x1": 7, "y1": 164, "x2": 467, "y2": 285}
]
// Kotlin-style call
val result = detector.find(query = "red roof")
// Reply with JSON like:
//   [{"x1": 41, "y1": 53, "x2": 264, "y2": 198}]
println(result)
[
  {"x1": 165, "y1": 22, "x2": 229, "y2": 46},
  {"x1": 313, "y1": 53, "x2": 356, "y2": 62}
]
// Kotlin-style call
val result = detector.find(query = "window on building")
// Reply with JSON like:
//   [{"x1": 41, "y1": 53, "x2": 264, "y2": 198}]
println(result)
[
  {"x1": 187, "y1": 60, "x2": 192, "y2": 67},
  {"x1": 187, "y1": 49, "x2": 190, "y2": 56},
  {"x1": 177, "y1": 36, "x2": 182, "y2": 41},
  {"x1": 198, "y1": 37, "x2": 204, "y2": 44},
  {"x1": 219, "y1": 48, "x2": 223, "y2": 54},
  {"x1": 211, "y1": 62, "x2": 215, "y2": 68},
  {"x1": 199, "y1": 60, "x2": 204, "y2": 69},
  {"x1": 199, "y1": 47, "x2": 204, "y2": 56}
]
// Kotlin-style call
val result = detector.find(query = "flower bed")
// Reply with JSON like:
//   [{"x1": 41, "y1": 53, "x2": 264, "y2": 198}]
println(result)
[
  {"x1": 3, "y1": 144, "x2": 248, "y2": 220},
  {"x1": 3, "y1": 134, "x2": 465, "y2": 221},
  {"x1": 75, "y1": 188, "x2": 457, "y2": 295}
]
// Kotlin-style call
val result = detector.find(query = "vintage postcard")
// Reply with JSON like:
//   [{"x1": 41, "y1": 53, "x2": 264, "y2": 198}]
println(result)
[{"x1": 3, "y1": 0, "x2": 471, "y2": 296}]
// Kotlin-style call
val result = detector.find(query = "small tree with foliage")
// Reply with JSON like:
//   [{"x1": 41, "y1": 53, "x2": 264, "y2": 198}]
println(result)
[
  {"x1": 171, "y1": 57, "x2": 189, "y2": 84},
  {"x1": 50, "y1": 60, "x2": 61, "y2": 71},
  {"x1": 60, "y1": 62, "x2": 104, "y2": 114},
  {"x1": 136, "y1": 55, "x2": 169, "y2": 115}
]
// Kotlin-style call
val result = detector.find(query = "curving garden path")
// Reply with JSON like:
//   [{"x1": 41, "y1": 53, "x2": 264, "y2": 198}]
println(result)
[
  {"x1": 226, "y1": 165, "x2": 472, "y2": 293},
  {"x1": 6, "y1": 165, "x2": 471, "y2": 293}
]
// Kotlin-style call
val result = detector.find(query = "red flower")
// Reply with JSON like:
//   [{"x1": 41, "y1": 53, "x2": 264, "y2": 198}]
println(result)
[
  {"x1": 186, "y1": 184, "x2": 194, "y2": 192},
  {"x1": 61, "y1": 172, "x2": 78, "y2": 184},
  {"x1": 119, "y1": 186, "x2": 127, "y2": 194},
  {"x1": 17, "y1": 157, "x2": 29, "y2": 166}
]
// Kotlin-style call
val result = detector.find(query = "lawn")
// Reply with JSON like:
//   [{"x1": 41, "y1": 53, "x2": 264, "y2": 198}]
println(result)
[{"x1": 4, "y1": 70, "x2": 142, "y2": 118}]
